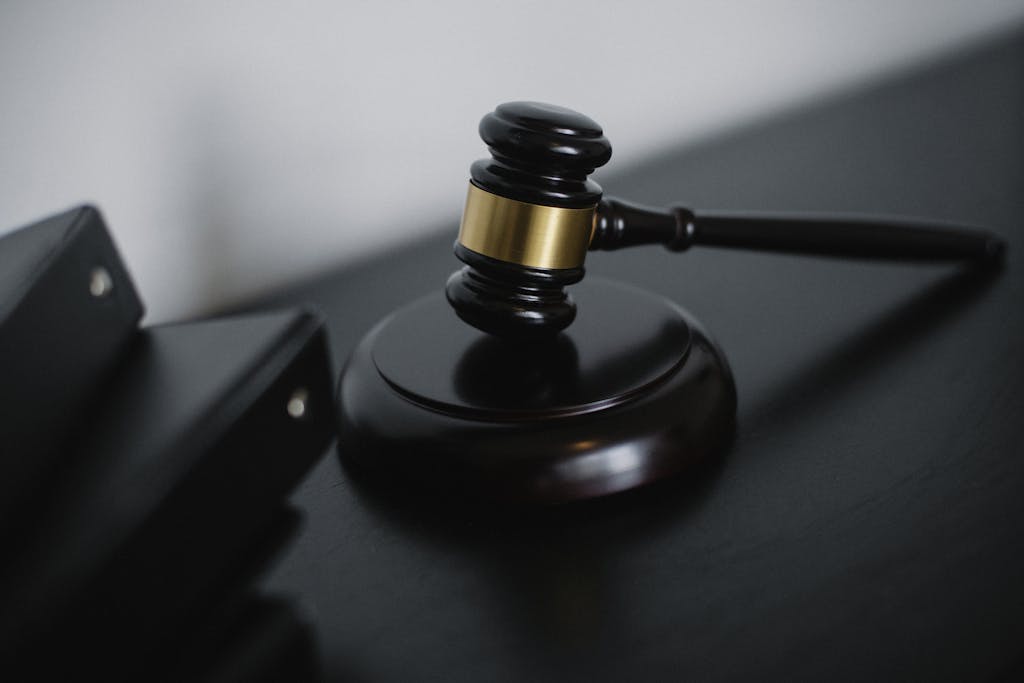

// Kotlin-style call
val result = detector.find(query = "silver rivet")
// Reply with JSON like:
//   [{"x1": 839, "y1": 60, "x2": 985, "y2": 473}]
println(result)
[
  {"x1": 287, "y1": 388, "x2": 309, "y2": 419},
  {"x1": 89, "y1": 267, "x2": 114, "y2": 297}
]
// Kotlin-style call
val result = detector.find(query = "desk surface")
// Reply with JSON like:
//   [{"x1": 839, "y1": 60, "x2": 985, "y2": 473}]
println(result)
[{"x1": 248, "y1": 31, "x2": 1024, "y2": 681}]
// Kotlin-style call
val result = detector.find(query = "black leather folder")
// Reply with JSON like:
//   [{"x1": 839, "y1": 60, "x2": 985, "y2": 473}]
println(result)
[
  {"x1": 0, "y1": 309, "x2": 334, "y2": 680},
  {"x1": 0, "y1": 206, "x2": 143, "y2": 534}
]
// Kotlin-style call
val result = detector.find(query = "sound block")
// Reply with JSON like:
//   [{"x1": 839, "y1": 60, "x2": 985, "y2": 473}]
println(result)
[{"x1": 337, "y1": 277, "x2": 737, "y2": 503}]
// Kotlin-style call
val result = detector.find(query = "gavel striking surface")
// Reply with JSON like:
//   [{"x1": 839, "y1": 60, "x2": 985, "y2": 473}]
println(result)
[{"x1": 338, "y1": 278, "x2": 736, "y2": 502}]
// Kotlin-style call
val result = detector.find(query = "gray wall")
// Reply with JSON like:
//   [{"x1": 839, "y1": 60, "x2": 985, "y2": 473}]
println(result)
[{"x1": 2, "y1": 1, "x2": 1022, "y2": 321}]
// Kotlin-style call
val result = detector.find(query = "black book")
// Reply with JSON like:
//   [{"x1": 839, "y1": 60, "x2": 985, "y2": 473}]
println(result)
[
  {"x1": 0, "y1": 309, "x2": 335, "y2": 680},
  {"x1": 0, "y1": 206, "x2": 143, "y2": 533}
]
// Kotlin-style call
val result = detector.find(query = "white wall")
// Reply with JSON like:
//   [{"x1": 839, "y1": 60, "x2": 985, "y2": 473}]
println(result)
[{"x1": 2, "y1": 1, "x2": 1022, "y2": 321}]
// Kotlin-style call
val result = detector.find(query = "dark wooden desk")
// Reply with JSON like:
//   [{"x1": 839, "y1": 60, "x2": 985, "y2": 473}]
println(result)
[{"x1": 247, "y1": 32, "x2": 1024, "y2": 681}]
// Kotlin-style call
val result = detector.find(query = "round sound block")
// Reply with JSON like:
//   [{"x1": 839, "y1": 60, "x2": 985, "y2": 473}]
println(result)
[{"x1": 336, "y1": 277, "x2": 736, "y2": 503}]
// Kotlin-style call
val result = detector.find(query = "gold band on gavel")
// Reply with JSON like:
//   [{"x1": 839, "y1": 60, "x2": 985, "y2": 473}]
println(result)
[{"x1": 456, "y1": 183, "x2": 596, "y2": 270}]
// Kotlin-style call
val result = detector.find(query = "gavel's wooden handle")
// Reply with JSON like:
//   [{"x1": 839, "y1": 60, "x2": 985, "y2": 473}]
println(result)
[{"x1": 592, "y1": 197, "x2": 1006, "y2": 263}]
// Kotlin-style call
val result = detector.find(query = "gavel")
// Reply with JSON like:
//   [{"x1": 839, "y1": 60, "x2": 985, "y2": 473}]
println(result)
[
  {"x1": 446, "y1": 101, "x2": 1005, "y2": 340},
  {"x1": 335, "y1": 101, "x2": 1006, "y2": 503}
]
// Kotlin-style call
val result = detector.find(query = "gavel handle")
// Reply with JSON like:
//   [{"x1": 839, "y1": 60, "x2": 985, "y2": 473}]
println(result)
[{"x1": 592, "y1": 197, "x2": 1006, "y2": 263}]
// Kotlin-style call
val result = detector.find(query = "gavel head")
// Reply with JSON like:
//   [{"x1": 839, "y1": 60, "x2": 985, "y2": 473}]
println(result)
[{"x1": 445, "y1": 101, "x2": 612, "y2": 340}]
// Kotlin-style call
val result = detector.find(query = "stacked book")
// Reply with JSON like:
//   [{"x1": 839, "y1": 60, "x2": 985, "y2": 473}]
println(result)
[{"x1": 0, "y1": 206, "x2": 335, "y2": 681}]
